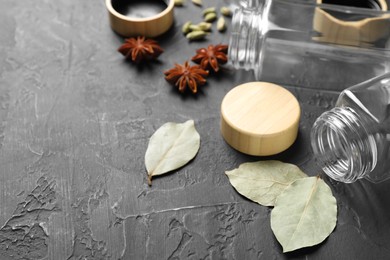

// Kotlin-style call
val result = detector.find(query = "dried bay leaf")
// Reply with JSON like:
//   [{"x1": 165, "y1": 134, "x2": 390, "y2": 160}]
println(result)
[
  {"x1": 271, "y1": 176, "x2": 337, "y2": 252},
  {"x1": 145, "y1": 120, "x2": 200, "y2": 185},
  {"x1": 225, "y1": 160, "x2": 307, "y2": 206}
]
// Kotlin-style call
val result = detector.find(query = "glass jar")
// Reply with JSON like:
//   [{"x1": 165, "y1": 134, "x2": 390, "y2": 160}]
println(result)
[
  {"x1": 311, "y1": 73, "x2": 390, "y2": 183},
  {"x1": 228, "y1": 0, "x2": 390, "y2": 90},
  {"x1": 223, "y1": 0, "x2": 262, "y2": 10}
]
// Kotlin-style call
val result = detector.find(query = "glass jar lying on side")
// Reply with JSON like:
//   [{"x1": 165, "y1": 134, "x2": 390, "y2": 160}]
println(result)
[
  {"x1": 228, "y1": 0, "x2": 390, "y2": 90},
  {"x1": 223, "y1": 0, "x2": 263, "y2": 9},
  {"x1": 311, "y1": 73, "x2": 390, "y2": 183}
]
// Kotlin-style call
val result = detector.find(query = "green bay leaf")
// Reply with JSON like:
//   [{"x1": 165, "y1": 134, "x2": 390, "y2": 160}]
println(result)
[
  {"x1": 271, "y1": 176, "x2": 337, "y2": 252},
  {"x1": 145, "y1": 120, "x2": 200, "y2": 185},
  {"x1": 225, "y1": 160, "x2": 307, "y2": 206}
]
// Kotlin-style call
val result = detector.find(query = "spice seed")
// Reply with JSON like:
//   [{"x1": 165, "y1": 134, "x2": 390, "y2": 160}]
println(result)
[
  {"x1": 220, "y1": 6, "x2": 232, "y2": 16},
  {"x1": 217, "y1": 16, "x2": 226, "y2": 32},
  {"x1": 186, "y1": 31, "x2": 207, "y2": 41},
  {"x1": 204, "y1": 12, "x2": 217, "y2": 22},
  {"x1": 189, "y1": 25, "x2": 203, "y2": 31},
  {"x1": 174, "y1": 0, "x2": 184, "y2": 6},
  {"x1": 198, "y1": 22, "x2": 212, "y2": 31},
  {"x1": 202, "y1": 7, "x2": 216, "y2": 16},
  {"x1": 191, "y1": 0, "x2": 202, "y2": 6},
  {"x1": 182, "y1": 21, "x2": 192, "y2": 34}
]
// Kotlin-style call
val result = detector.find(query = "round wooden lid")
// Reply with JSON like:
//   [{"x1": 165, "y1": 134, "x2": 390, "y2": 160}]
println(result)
[{"x1": 220, "y1": 82, "x2": 300, "y2": 156}]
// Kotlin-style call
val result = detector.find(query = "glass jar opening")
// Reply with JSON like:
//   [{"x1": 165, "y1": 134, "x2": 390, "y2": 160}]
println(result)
[
  {"x1": 311, "y1": 107, "x2": 375, "y2": 183},
  {"x1": 312, "y1": 119, "x2": 356, "y2": 182}
]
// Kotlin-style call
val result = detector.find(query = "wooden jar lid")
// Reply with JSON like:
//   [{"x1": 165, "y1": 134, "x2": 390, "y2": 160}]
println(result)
[
  {"x1": 106, "y1": 0, "x2": 174, "y2": 38},
  {"x1": 313, "y1": 0, "x2": 389, "y2": 46},
  {"x1": 221, "y1": 82, "x2": 300, "y2": 156}
]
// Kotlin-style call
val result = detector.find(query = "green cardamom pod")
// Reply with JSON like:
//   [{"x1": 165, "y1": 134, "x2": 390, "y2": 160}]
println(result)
[
  {"x1": 220, "y1": 6, "x2": 232, "y2": 16},
  {"x1": 182, "y1": 21, "x2": 192, "y2": 34},
  {"x1": 189, "y1": 25, "x2": 202, "y2": 31},
  {"x1": 174, "y1": 0, "x2": 184, "y2": 6},
  {"x1": 217, "y1": 16, "x2": 226, "y2": 32},
  {"x1": 204, "y1": 12, "x2": 217, "y2": 23},
  {"x1": 191, "y1": 0, "x2": 202, "y2": 6},
  {"x1": 202, "y1": 7, "x2": 216, "y2": 16},
  {"x1": 186, "y1": 30, "x2": 207, "y2": 41},
  {"x1": 197, "y1": 22, "x2": 212, "y2": 31}
]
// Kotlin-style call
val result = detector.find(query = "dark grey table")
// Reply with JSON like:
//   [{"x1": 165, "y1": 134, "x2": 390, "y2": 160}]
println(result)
[{"x1": 1, "y1": 0, "x2": 390, "y2": 259}]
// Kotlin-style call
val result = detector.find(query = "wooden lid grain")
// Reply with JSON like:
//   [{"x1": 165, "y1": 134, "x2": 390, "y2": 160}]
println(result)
[{"x1": 221, "y1": 82, "x2": 300, "y2": 156}]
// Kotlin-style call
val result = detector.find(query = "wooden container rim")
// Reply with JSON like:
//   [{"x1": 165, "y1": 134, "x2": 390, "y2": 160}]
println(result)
[
  {"x1": 317, "y1": 0, "x2": 388, "y2": 11},
  {"x1": 316, "y1": 0, "x2": 389, "y2": 27},
  {"x1": 105, "y1": 0, "x2": 174, "y2": 23}
]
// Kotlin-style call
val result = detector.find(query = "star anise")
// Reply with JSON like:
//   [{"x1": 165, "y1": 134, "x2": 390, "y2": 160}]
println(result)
[
  {"x1": 164, "y1": 61, "x2": 209, "y2": 94},
  {"x1": 191, "y1": 44, "x2": 228, "y2": 72},
  {"x1": 118, "y1": 36, "x2": 163, "y2": 63}
]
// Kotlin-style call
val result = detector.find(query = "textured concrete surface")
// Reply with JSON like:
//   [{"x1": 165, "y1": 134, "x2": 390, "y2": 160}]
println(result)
[{"x1": 1, "y1": 0, "x2": 390, "y2": 259}]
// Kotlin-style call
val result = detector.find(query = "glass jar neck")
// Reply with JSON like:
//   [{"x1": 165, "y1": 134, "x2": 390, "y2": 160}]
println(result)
[
  {"x1": 311, "y1": 106, "x2": 377, "y2": 183},
  {"x1": 228, "y1": 6, "x2": 267, "y2": 74},
  {"x1": 236, "y1": 0, "x2": 260, "y2": 9}
]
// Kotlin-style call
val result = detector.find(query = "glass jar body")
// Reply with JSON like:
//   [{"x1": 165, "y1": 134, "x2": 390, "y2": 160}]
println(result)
[
  {"x1": 229, "y1": 0, "x2": 390, "y2": 90},
  {"x1": 311, "y1": 73, "x2": 390, "y2": 183},
  {"x1": 223, "y1": 0, "x2": 262, "y2": 9}
]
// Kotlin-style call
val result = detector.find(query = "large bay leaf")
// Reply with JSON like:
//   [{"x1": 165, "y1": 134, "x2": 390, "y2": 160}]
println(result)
[
  {"x1": 271, "y1": 176, "x2": 337, "y2": 252},
  {"x1": 145, "y1": 120, "x2": 200, "y2": 185},
  {"x1": 225, "y1": 160, "x2": 307, "y2": 206}
]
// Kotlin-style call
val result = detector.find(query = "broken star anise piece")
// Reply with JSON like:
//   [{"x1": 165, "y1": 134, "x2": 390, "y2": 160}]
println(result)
[
  {"x1": 164, "y1": 61, "x2": 209, "y2": 94},
  {"x1": 191, "y1": 44, "x2": 228, "y2": 72},
  {"x1": 118, "y1": 36, "x2": 163, "y2": 63}
]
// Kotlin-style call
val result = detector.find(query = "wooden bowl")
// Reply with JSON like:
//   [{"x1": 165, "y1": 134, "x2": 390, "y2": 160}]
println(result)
[
  {"x1": 106, "y1": 0, "x2": 174, "y2": 38},
  {"x1": 220, "y1": 82, "x2": 300, "y2": 156},
  {"x1": 313, "y1": 0, "x2": 390, "y2": 46}
]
